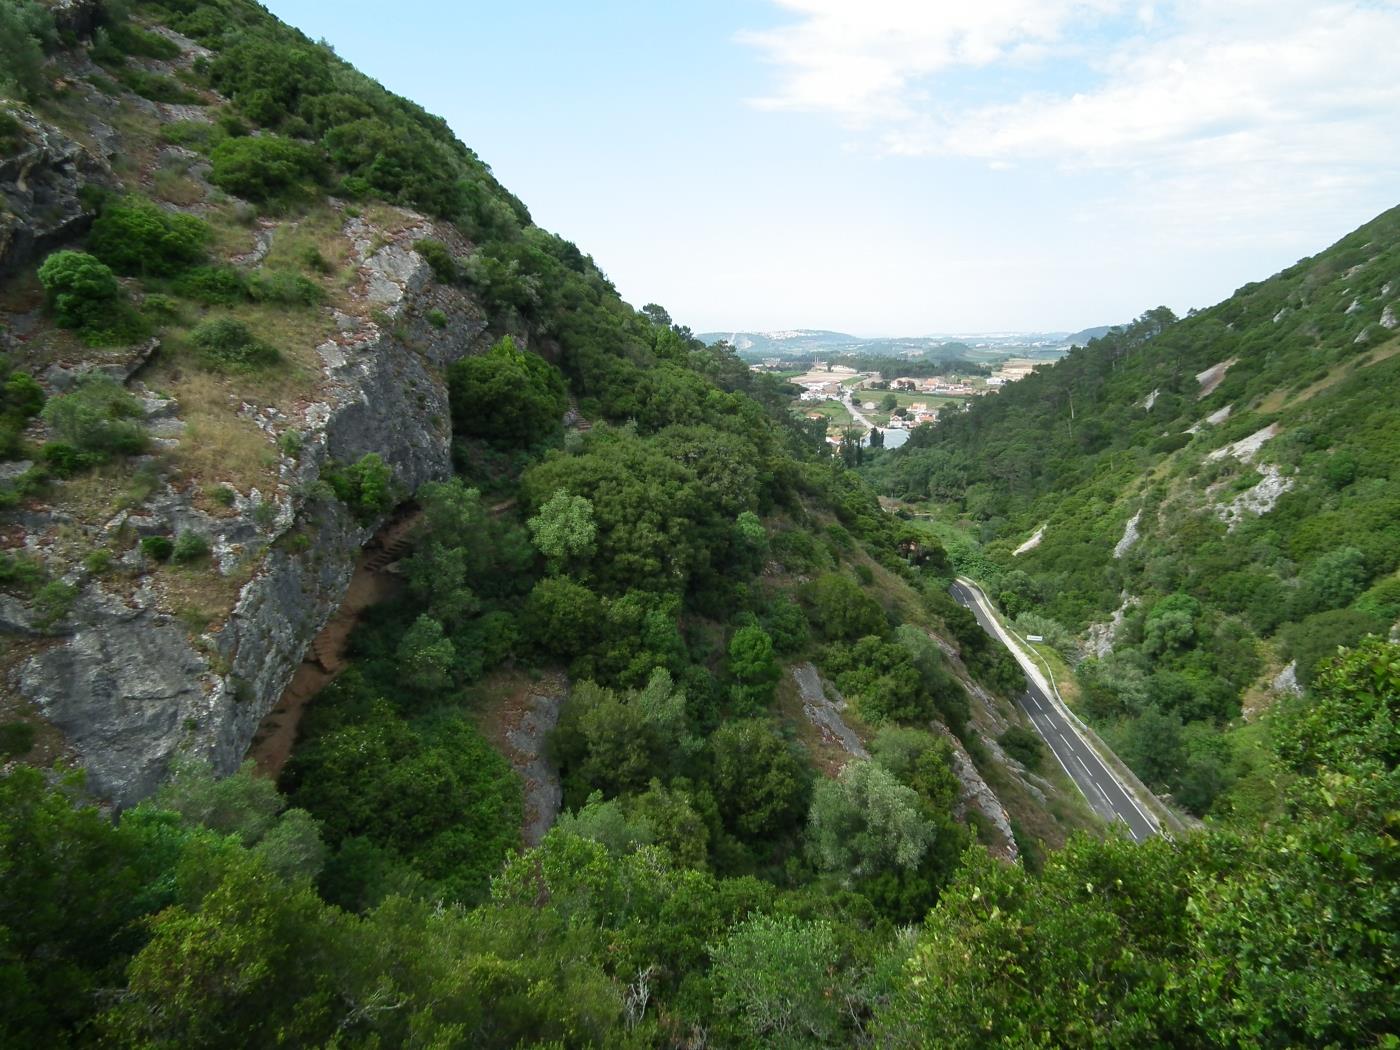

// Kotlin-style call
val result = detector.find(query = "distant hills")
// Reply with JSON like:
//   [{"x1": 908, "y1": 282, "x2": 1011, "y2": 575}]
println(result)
[{"x1": 699, "y1": 326, "x2": 1116, "y2": 362}]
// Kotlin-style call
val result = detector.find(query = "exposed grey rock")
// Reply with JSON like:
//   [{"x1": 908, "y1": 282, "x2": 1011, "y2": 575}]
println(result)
[
  {"x1": 936, "y1": 725, "x2": 1018, "y2": 863},
  {"x1": 49, "y1": 0, "x2": 104, "y2": 38},
  {"x1": 502, "y1": 676, "x2": 568, "y2": 846},
  {"x1": 1084, "y1": 593, "x2": 1139, "y2": 659},
  {"x1": 1216, "y1": 464, "x2": 1294, "y2": 530},
  {"x1": 1271, "y1": 661, "x2": 1302, "y2": 698},
  {"x1": 21, "y1": 615, "x2": 211, "y2": 801},
  {"x1": 1112, "y1": 510, "x2": 1142, "y2": 559},
  {"x1": 43, "y1": 338, "x2": 158, "y2": 390},
  {"x1": 0, "y1": 107, "x2": 112, "y2": 275},
  {"x1": 1381, "y1": 304, "x2": 1397, "y2": 330},
  {"x1": 14, "y1": 208, "x2": 494, "y2": 806},
  {"x1": 791, "y1": 662, "x2": 868, "y2": 760}
]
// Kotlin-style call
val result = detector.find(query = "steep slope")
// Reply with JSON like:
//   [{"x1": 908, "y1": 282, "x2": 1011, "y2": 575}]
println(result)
[{"x1": 868, "y1": 205, "x2": 1400, "y2": 814}]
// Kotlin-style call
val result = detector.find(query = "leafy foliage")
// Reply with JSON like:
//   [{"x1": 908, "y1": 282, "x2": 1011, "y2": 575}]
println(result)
[
  {"x1": 188, "y1": 316, "x2": 280, "y2": 371},
  {"x1": 87, "y1": 196, "x2": 210, "y2": 277},
  {"x1": 40, "y1": 375, "x2": 147, "y2": 459},
  {"x1": 448, "y1": 335, "x2": 568, "y2": 448}
]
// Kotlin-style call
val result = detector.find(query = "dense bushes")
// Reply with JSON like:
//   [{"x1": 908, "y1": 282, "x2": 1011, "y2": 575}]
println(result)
[
  {"x1": 0, "y1": 361, "x2": 44, "y2": 460},
  {"x1": 282, "y1": 685, "x2": 520, "y2": 904},
  {"x1": 38, "y1": 251, "x2": 119, "y2": 328},
  {"x1": 448, "y1": 336, "x2": 568, "y2": 448},
  {"x1": 0, "y1": 0, "x2": 56, "y2": 99},
  {"x1": 87, "y1": 196, "x2": 209, "y2": 277},
  {"x1": 40, "y1": 376, "x2": 146, "y2": 459},
  {"x1": 208, "y1": 134, "x2": 326, "y2": 203},
  {"x1": 188, "y1": 317, "x2": 280, "y2": 371}
]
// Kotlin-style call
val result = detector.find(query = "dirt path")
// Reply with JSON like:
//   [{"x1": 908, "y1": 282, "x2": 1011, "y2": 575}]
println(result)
[{"x1": 246, "y1": 509, "x2": 421, "y2": 778}]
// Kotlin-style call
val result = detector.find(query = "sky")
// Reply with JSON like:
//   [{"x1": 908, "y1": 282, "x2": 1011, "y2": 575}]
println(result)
[{"x1": 262, "y1": 1, "x2": 1400, "y2": 336}]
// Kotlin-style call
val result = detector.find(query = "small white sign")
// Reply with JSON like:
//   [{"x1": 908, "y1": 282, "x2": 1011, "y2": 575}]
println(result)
[{"x1": 1026, "y1": 634, "x2": 1044, "y2": 643}]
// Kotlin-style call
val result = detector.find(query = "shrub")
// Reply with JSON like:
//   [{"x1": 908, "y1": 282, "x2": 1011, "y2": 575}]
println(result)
[
  {"x1": 109, "y1": 66, "x2": 201, "y2": 104},
  {"x1": 426, "y1": 309, "x2": 447, "y2": 329},
  {"x1": 141, "y1": 293, "x2": 184, "y2": 323},
  {"x1": 83, "y1": 549, "x2": 113, "y2": 575},
  {"x1": 208, "y1": 135, "x2": 325, "y2": 203},
  {"x1": 0, "y1": 364, "x2": 44, "y2": 460},
  {"x1": 32, "y1": 580, "x2": 77, "y2": 630},
  {"x1": 188, "y1": 318, "x2": 280, "y2": 372},
  {"x1": 172, "y1": 265, "x2": 249, "y2": 305},
  {"x1": 37, "y1": 251, "x2": 121, "y2": 329},
  {"x1": 325, "y1": 453, "x2": 395, "y2": 520},
  {"x1": 0, "y1": 721, "x2": 36, "y2": 757},
  {"x1": 247, "y1": 268, "x2": 324, "y2": 306},
  {"x1": 141, "y1": 536, "x2": 174, "y2": 562},
  {"x1": 998, "y1": 725, "x2": 1046, "y2": 769},
  {"x1": 41, "y1": 442, "x2": 104, "y2": 477},
  {"x1": 103, "y1": 20, "x2": 181, "y2": 60},
  {"x1": 87, "y1": 196, "x2": 209, "y2": 277},
  {"x1": 172, "y1": 531, "x2": 211, "y2": 564},
  {"x1": 40, "y1": 376, "x2": 147, "y2": 458},
  {"x1": 0, "y1": 551, "x2": 45, "y2": 592},
  {"x1": 413, "y1": 239, "x2": 457, "y2": 283}
]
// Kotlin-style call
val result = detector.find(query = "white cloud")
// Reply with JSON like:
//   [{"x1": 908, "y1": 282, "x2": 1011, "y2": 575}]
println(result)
[
  {"x1": 743, "y1": 0, "x2": 1400, "y2": 242},
  {"x1": 739, "y1": 0, "x2": 1123, "y2": 122}
]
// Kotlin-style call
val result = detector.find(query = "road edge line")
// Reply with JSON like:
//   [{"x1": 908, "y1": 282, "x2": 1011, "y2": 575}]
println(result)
[{"x1": 955, "y1": 576, "x2": 1166, "y2": 837}]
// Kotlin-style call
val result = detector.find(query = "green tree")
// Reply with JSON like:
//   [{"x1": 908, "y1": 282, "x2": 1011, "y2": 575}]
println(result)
[
  {"x1": 708, "y1": 914, "x2": 845, "y2": 1049},
  {"x1": 806, "y1": 759, "x2": 934, "y2": 880},
  {"x1": 448, "y1": 335, "x2": 568, "y2": 447},
  {"x1": 37, "y1": 251, "x2": 121, "y2": 330},
  {"x1": 806, "y1": 572, "x2": 887, "y2": 641},
  {"x1": 522, "y1": 576, "x2": 602, "y2": 659},
  {"x1": 396, "y1": 614, "x2": 455, "y2": 693},
  {"x1": 527, "y1": 488, "x2": 596, "y2": 571},
  {"x1": 728, "y1": 624, "x2": 781, "y2": 712},
  {"x1": 708, "y1": 720, "x2": 809, "y2": 840}
]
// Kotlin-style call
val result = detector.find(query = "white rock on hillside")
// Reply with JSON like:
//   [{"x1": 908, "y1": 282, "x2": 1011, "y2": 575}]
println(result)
[{"x1": 1013, "y1": 525, "x2": 1046, "y2": 556}]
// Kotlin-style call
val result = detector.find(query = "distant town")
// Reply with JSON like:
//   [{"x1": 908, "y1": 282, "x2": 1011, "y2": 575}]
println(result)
[{"x1": 756, "y1": 358, "x2": 1044, "y2": 448}]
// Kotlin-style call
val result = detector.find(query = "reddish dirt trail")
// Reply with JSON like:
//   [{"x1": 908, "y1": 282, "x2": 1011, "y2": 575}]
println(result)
[{"x1": 247, "y1": 509, "x2": 421, "y2": 778}]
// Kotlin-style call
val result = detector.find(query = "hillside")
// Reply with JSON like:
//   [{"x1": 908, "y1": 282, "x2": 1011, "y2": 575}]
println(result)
[
  {"x1": 866, "y1": 205, "x2": 1400, "y2": 815},
  {"x1": 1, "y1": 2, "x2": 1397, "y2": 1047}
]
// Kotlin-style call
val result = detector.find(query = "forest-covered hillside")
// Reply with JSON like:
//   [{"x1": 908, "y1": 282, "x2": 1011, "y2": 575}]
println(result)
[
  {"x1": 1, "y1": 1, "x2": 1397, "y2": 1047},
  {"x1": 865, "y1": 206, "x2": 1400, "y2": 817}
]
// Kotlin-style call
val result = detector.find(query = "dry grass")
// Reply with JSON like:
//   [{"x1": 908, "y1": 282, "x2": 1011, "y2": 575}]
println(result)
[
  {"x1": 261, "y1": 204, "x2": 354, "y2": 279},
  {"x1": 156, "y1": 371, "x2": 280, "y2": 491},
  {"x1": 155, "y1": 557, "x2": 254, "y2": 632},
  {"x1": 56, "y1": 459, "x2": 163, "y2": 524},
  {"x1": 153, "y1": 166, "x2": 205, "y2": 207}
]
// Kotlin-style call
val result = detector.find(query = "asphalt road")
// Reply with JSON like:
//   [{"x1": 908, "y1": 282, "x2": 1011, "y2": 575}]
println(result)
[{"x1": 950, "y1": 580, "x2": 1160, "y2": 842}]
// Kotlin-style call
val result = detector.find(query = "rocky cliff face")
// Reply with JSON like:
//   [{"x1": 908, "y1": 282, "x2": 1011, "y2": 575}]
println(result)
[
  {"x1": 0, "y1": 107, "x2": 110, "y2": 276},
  {"x1": 4, "y1": 103, "x2": 492, "y2": 802}
]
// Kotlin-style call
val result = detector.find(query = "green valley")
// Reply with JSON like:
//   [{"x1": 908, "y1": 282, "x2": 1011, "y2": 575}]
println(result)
[{"x1": 0, "y1": 2, "x2": 1396, "y2": 1047}]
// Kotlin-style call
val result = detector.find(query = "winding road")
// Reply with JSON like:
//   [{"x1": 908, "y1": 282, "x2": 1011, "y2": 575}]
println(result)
[{"x1": 950, "y1": 578, "x2": 1161, "y2": 842}]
